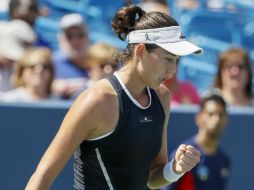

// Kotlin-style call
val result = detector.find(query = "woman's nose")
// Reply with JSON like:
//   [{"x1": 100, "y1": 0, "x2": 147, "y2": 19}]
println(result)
[{"x1": 229, "y1": 65, "x2": 241, "y2": 75}]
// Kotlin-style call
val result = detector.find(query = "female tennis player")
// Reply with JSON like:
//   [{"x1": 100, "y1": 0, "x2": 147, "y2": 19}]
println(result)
[{"x1": 25, "y1": 5, "x2": 201, "y2": 190}]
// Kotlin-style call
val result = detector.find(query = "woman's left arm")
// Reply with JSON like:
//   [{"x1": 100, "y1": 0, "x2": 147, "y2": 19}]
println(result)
[
  {"x1": 147, "y1": 85, "x2": 171, "y2": 189},
  {"x1": 147, "y1": 85, "x2": 201, "y2": 189}
]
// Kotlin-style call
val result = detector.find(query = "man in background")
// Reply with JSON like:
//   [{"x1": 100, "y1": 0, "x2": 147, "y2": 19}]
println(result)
[
  {"x1": 52, "y1": 13, "x2": 90, "y2": 99},
  {"x1": 162, "y1": 90, "x2": 230, "y2": 190}
]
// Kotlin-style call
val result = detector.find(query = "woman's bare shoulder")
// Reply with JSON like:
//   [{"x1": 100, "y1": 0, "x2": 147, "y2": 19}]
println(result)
[
  {"x1": 67, "y1": 79, "x2": 119, "y2": 136},
  {"x1": 77, "y1": 79, "x2": 117, "y2": 107}
]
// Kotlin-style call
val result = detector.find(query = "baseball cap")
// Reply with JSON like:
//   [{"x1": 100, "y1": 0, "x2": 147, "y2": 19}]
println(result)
[
  {"x1": 127, "y1": 26, "x2": 202, "y2": 56},
  {"x1": 0, "y1": 20, "x2": 36, "y2": 60},
  {"x1": 60, "y1": 13, "x2": 86, "y2": 31}
]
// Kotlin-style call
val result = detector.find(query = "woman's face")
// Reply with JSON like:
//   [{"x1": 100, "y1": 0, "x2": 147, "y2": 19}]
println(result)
[
  {"x1": 22, "y1": 63, "x2": 52, "y2": 92},
  {"x1": 64, "y1": 27, "x2": 88, "y2": 52},
  {"x1": 221, "y1": 55, "x2": 249, "y2": 91},
  {"x1": 140, "y1": 47, "x2": 178, "y2": 89}
]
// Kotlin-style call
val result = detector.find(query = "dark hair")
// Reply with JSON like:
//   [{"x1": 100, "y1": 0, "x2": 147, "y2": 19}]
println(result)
[
  {"x1": 213, "y1": 47, "x2": 253, "y2": 99},
  {"x1": 9, "y1": 0, "x2": 21, "y2": 17},
  {"x1": 200, "y1": 93, "x2": 226, "y2": 111},
  {"x1": 112, "y1": 5, "x2": 178, "y2": 64},
  {"x1": 9, "y1": 0, "x2": 37, "y2": 19}
]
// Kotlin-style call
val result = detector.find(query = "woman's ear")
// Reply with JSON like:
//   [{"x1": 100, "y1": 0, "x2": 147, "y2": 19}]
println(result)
[{"x1": 135, "y1": 44, "x2": 146, "y2": 60}]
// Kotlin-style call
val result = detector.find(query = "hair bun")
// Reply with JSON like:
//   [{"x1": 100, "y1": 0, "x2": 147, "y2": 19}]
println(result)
[{"x1": 112, "y1": 5, "x2": 146, "y2": 41}]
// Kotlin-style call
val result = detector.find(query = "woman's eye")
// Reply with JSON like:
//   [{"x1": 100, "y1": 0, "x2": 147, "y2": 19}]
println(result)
[{"x1": 165, "y1": 58, "x2": 175, "y2": 64}]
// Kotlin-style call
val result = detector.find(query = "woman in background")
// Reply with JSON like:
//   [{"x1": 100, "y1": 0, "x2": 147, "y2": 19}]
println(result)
[
  {"x1": 87, "y1": 42, "x2": 120, "y2": 86},
  {"x1": 0, "y1": 47, "x2": 55, "y2": 102},
  {"x1": 213, "y1": 47, "x2": 253, "y2": 106}
]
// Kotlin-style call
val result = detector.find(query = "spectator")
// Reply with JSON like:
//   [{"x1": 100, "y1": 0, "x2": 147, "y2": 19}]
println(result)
[
  {"x1": 9, "y1": 0, "x2": 38, "y2": 26},
  {"x1": 8, "y1": 0, "x2": 50, "y2": 47},
  {"x1": 86, "y1": 42, "x2": 120, "y2": 87},
  {"x1": 52, "y1": 13, "x2": 90, "y2": 99},
  {"x1": 0, "y1": 19, "x2": 36, "y2": 93},
  {"x1": 163, "y1": 76, "x2": 200, "y2": 107},
  {"x1": 0, "y1": 47, "x2": 55, "y2": 102},
  {"x1": 71, "y1": 42, "x2": 120, "y2": 99},
  {"x1": 162, "y1": 90, "x2": 230, "y2": 190},
  {"x1": 213, "y1": 47, "x2": 253, "y2": 106}
]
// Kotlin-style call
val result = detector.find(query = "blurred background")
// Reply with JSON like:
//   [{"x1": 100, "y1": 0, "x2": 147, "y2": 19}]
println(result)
[{"x1": 1, "y1": 0, "x2": 253, "y2": 95}]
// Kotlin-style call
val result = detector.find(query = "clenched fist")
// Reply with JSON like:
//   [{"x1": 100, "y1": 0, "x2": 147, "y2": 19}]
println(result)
[{"x1": 173, "y1": 144, "x2": 201, "y2": 174}]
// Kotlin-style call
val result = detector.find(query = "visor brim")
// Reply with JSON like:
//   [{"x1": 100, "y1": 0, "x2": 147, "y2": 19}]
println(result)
[{"x1": 157, "y1": 40, "x2": 202, "y2": 56}]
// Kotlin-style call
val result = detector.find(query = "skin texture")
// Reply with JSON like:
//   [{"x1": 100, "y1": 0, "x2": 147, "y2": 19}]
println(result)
[{"x1": 25, "y1": 44, "x2": 201, "y2": 190}]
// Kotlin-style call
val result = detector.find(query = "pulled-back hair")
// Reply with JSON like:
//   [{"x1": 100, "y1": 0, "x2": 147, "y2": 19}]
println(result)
[{"x1": 112, "y1": 5, "x2": 179, "y2": 64}]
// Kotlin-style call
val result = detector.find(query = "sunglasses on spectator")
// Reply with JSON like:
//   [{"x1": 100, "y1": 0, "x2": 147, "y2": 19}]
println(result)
[
  {"x1": 222, "y1": 63, "x2": 248, "y2": 71},
  {"x1": 25, "y1": 64, "x2": 52, "y2": 70},
  {"x1": 100, "y1": 63, "x2": 119, "y2": 70},
  {"x1": 66, "y1": 32, "x2": 86, "y2": 40}
]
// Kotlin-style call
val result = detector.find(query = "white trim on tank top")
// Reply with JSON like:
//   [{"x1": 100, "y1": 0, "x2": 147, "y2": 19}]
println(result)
[
  {"x1": 95, "y1": 148, "x2": 114, "y2": 190},
  {"x1": 114, "y1": 72, "x2": 151, "y2": 109},
  {"x1": 87, "y1": 73, "x2": 152, "y2": 141}
]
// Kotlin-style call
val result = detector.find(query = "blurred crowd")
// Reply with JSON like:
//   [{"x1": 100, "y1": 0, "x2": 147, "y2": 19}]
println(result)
[
  {"x1": 0, "y1": 0, "x2": 252, "y2": 107},
  {"x1": 0, "y1": 0, "x2": 121, "y2": 102}
]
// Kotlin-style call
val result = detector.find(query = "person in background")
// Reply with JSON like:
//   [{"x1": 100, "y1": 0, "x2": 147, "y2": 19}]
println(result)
[
  {"x1": 52, "y1": 13, "x2": 90, "y2": 99},
  {"x1": 86, "y1": 42, "x2": 120, "y2": 87},
  {"x1": 0, "y1": 47, "x2": 55, "y2": 102},
  {"x1": 70, "y1": 42, "x2": 120, "y2": 98},
  {"x1": 213, "y1": 47, "x2": 253, "y2": 106},
  {"x1": 163, "y1": 59, "x2": 200, "y2": 107},
  {"x1": 163, "y1": 76, "x2": 200, "y2": 107},
  {"x1": 162, "y1": 90, "x2": 230, "y2": 190},
  {"x1": 8, "y1": 0, "x2": 49, "y2": 47},
  {"x1": 0, "y1": 19, "x2": 36, "y2": 93},
  {"x1": 25, "y1": 5, "x2": 202, "y2": 190},
  {"x1": 9, "y1": 0, "x2": 38, "y2": 26}
]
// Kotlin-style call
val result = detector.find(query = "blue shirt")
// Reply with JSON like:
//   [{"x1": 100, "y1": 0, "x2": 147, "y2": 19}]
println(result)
[{"x1": 53, "y1": 49, "x2": 89, "y2": 79}]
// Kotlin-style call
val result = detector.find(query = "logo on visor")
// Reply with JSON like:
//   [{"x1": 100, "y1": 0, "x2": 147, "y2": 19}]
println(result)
[
  {"x1": 180, "y1": 32, "x2": 186, "y2": 39},
  {"x1": 145, "y1": 34, "x2": 150, "y2": 41}
]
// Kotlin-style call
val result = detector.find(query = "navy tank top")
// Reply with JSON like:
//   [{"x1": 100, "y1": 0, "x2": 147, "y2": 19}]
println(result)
[{"x1": 73, "y1": 74, "x2": 165, "y2": 190}]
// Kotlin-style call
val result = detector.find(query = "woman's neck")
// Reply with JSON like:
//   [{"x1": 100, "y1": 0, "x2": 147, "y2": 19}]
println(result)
[
  {"x1": 115, "y1": 69, "x2": 149, "y2": 106},
  {"x1": 222, "y1": 89, "x2": 250, "y2": 106},
  {"x1": 195, "y1": 133, "x2": 219, "y2": 155},
  {"x1": 26, "y1": 86, "x2": 48, "y2": 100},
  {"x1": 116, "y1": 68, "x2": 147, "y2": 96}
]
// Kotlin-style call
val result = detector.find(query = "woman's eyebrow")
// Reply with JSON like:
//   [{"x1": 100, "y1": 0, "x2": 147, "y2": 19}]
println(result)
[{"x1": 164, "y1": 55, "x2": 179, "y2": 60}]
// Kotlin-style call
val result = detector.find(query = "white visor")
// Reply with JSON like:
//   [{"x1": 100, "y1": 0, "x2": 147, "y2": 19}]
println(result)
[{"x1": 127, "y1": 26, "x2": 202, "y2": 56}]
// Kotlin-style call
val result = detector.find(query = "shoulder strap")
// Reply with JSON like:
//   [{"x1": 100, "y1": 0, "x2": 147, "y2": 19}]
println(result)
[{"x1": 107, "y1": 74, "x2": 124, "y2": 113}]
